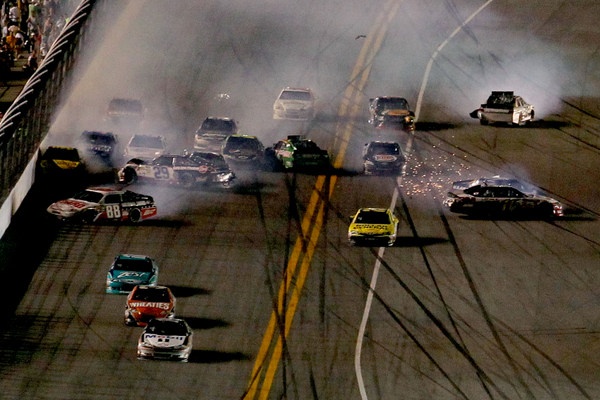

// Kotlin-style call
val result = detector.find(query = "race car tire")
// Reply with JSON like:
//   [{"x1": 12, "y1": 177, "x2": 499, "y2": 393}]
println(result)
[
  {"x1": 80, "y1": 210, "x2": 97, "y2": 224},
  {"x1": 178, "y1": 172, "x2": 195, "y2": 188},
  {"x1": 538, "y1": 202, "x2": 555, "y2": 219},
  {"x1": 501, "y1": 200, "x2": 519, "y2": 215},
  {"x1": 129, "y1": 208, "x2": 142, "y2": 223},
  {"x1": 480, "y1": 118, "x2": 489, "y2": 125},
  {"x1": 122, "y1": 168, "x2": 137, "y2": 184}
]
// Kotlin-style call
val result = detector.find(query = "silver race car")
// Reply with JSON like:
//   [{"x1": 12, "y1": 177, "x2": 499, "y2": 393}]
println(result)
[{"x1": 444, "y1": 184, "x2": 563, "y2": 218}]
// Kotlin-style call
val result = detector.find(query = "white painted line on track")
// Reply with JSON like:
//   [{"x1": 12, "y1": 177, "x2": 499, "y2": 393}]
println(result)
[
  {"x1": 354, "y1": 1, "x2": 494, "y2": 399},
  {"x1": 354, "y1": 135, "x2": 412, "y2": 400},
  {"x1": 414, "y1": 0, "x2": 494, "y2": 121}
]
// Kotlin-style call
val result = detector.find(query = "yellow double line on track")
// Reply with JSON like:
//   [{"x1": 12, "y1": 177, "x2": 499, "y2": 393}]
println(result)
[{"x1": 243, "y1": 2, "x2": 400, "y2": 398}]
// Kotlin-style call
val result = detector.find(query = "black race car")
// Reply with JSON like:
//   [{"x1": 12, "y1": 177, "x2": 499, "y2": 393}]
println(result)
[
  {"x1": 368, "y1": 96, "x2": 415, "y2": 131},
  {"x1": 221, "y1": 134, "x2": 265, "y2": 169},
  {"x1": 37, "y1": 146, "x2": 86, "y2": 185},
  {"x1": 362, "y1": 141, "x2": 405, "y2": 175},
  {"x1": 78, "y1": 130, "x2": 118, "y2": 162}
]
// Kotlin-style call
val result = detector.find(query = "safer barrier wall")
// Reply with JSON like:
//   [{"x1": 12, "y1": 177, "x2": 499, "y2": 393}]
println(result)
[{"x1": 0, "y1": 0, "x2": 100, "y2": 239}]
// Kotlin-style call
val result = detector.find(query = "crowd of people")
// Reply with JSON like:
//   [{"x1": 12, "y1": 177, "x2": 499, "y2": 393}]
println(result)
[{"x1": 1, "y1": 0, "x2": 77, "y2": 84}]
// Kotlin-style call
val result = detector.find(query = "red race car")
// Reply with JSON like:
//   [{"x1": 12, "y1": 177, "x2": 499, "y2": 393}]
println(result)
[{"x1": 125, "y1": 285, "x2": 176, "y2": 327}]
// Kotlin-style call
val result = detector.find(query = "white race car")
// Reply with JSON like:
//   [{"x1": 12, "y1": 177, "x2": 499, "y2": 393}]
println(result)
[
  {"x1": 470, "y1": 91, "x2": 534, "y2": 126},
  {"x1": 273, "y1": 87, "x2": 316, "y2": 120},
  {"x1": 137, "y1": 318, "x2": 193, "y2": 362}
]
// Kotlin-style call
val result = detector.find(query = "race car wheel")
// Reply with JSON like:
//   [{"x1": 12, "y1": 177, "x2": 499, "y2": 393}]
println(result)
[
  {"x1": 480, "y1": 118, "x2": 489, "y2": 126},
  {"x1": 80, "y1": 210, "x2": 97, "y2": 224},
  {"x1": 122, "y1": 168, "x2": 138, "y2": 184},
  {"x1": 538, "y1": 202, "x2": 554, "y2": 219},
  {"x1": 517, "y1": 114, "x2": 523, "y2": 126},
  {"x1": 129, "y1": 208, "x2": 142, "y2": 223},
  {"x1": 501, "y1": 200, "x2": 519, "y2": 215},
  {"x1": 179, "y1": 172, "x2": 195, "y2": 188}
]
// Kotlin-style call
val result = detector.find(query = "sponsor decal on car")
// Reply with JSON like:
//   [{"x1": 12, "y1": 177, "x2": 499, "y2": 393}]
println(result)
[
  {"x1": 129, "y1": 302, "x2": 172, "y2": 310},
  {"x1": 61, "y1": 199, "x2": 89, "y2": 208},
  {"x1": 374, "y1": 155, "x2": 396, "y2": 161}
]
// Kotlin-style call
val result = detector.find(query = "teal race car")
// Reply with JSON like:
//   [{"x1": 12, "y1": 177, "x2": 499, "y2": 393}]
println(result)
[{"x1": 106, "y1": 254, "x2": 159, "y2": 294}]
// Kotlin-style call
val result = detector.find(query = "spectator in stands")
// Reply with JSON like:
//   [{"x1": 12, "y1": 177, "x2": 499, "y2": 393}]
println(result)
[
  {"x1": 4, "y1": 28, "x2": 16, "y2": 58},
  {"x1": 8, "y1": 2, "x2": 19, "y2": 27}
]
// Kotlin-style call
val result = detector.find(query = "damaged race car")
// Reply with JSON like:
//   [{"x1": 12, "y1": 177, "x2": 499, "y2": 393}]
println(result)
[
  {"x1": 368, "y1": 96, "x2": 415, "y2": 131},
  {"x1": 118, "y1": 152, "x2": 235, "y2": 189},
  {"x1": 46, "y1": 186, "x2": 157, "y2": 223},
  {"x1": 469, "y1": 91, "x2": 534, "y2": 126},
  {"x1": 452, "y1": 176, "x2": 537, "y2": 194},
  {"x1": 443, "y1": 184, "x2": 563, "y2": 219},
  {"x1": 194, "y1": 116, "x2": 239, "y2": 152},
  {"x1": 266, "y1": 135, "x2": 330, "y2": 171}
]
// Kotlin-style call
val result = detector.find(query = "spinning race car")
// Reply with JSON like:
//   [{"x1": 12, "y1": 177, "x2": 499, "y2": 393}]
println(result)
[{"x1": 46, "y1": 186, "x2": 157, "y2": 223}]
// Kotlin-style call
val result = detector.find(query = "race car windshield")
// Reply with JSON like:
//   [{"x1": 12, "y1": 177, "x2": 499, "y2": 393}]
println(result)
[
  {"x1": 146, "y1": 320, "x2": 187, "y2": 336},
  {"x1": 378, "y1": 98, "x2": 408, "y2": 111},
  {"x1": 355, "y1": 211, "x2": 391, "y2": 224},
  {"x1": 132, "y1": 288, "x2": 171, "y2": 302},
  {"x1": 44, "y1": 147, "x2": 80, "y2": 161},
  {"x1": 130, "y1": 136, "x2": 164, "y2": 149},
  {"x1": 72, "y1": 190, "x2": 104, "y2": 203},
  {"x1": 114, "y1": 258, "x2": 153, "y2": 272},
  {"x1": 279, "y1": 90, "x2": 312, "y2": 101},
  {"x1": 295, "y1": 141, "x2": 319, "y2": 153},
  {"x1": 83, "y1": 132, "x2": 115, "y2": 145},
  {"x1": 369, "y1": 143, "x2": 400, "y2": 155},
  {"x1": 201, "y1": 119, "x2": 235, "y2": 132}
]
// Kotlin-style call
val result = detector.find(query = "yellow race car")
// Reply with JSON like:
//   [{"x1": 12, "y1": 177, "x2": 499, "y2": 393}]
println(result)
[{"x1": 348, "y1": 208, "x2": 399, "y2": 246}]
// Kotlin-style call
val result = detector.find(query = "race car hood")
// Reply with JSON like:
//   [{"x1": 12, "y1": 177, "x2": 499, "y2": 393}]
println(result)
[
  {"x1": 127, "y1": 301, "x2": 173, "y2": 315},
  {"x1": 47, "y1": 199, "x2": 95, "y2": 215},
  {"x1": 278, "y1": 100, "x2": 311, "y2": 110},
  {"x1": 224, "y1": 148, "x2": 259, "y2": 158},
  {"x1": 534, "y1": 194, "x2": 562, "y2": 205},
  {"x1": 372, "y1": 154, "x2": 400, "y2": 162},
  {"x1": 452, "y1": 179, "x2": 477, "y2": 190},
  {"x1": 109, "y1": 270, "x2": 153, "y2": 284},
  {"x1": 142, "y1": 334, "x2": 187, "y2": 348},
  {"x1": 349, "y1": 223, "x2": 392, "y2": 235},
  {"x1": 196, "y1": 132, "x2": 228, "y2": 140}
]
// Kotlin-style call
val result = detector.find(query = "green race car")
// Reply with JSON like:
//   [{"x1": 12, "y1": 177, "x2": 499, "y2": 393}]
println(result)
[{"x1": 268, "y1": 135, "x2": 329, "y2": 171}]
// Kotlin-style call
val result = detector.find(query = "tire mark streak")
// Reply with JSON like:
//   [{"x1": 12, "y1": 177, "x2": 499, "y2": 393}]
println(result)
[
  {"x1": 366, "y1": 244, "x2": 509, "y2": 399},
  {"x1": 438, "y1": 209, "x2": 536, "y2": 399},
  {"x1": 398, "y1": 190, "x2": 496, "y2": 398}
]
